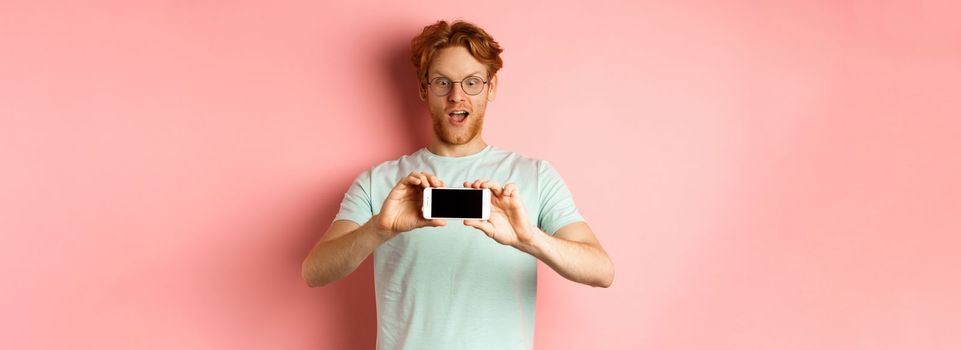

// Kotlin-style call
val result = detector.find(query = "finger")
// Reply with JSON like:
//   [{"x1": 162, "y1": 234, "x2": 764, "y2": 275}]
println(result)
[
  {"x1": 480, "y1": 181, "x2": 501, "y2": 191},
  {"x1": 413, "y1": 219, "x2": 438, "y2": 229},
  {"x1": 490, "y1": 183, "x2": 503, "y2": 196},
  {"x1": 404, "y1": 171, "x2": 423, "y2": 186},
  {"x1": 427, "y1": 174, "x2": 444, "y2": 188},
  {"x1": 480, "y1": 182, "x2": 502, "y2": 196},
  {"x1": 470, "y1": 179, "x2": 484, "y2": 188},
  {"x1": 504, "y1": 183, "x2": 518, "y2": 196},
  {"x1": 418, "y1": 173, "x2": 431, "y2": 189},
  {"x1": 401, "y1": 174, "x2": 421, "y2": 187}
]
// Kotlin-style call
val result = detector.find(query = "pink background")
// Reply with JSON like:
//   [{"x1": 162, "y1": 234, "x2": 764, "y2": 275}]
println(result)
[{"x1": 2, "y1": 1, "x2": 960, "y2": 349}]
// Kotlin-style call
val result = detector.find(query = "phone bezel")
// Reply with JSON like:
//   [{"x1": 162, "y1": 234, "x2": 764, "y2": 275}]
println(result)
[{"x1": 422, "y1": 187, "x2": 491, "y2": 220}]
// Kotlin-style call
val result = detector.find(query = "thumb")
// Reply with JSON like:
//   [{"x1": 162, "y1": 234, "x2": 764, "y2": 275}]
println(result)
[
  {"x1": 423, "y1": 218, "x2": 447, "y2": 227},
  {"x1": 464, "y1": 220, "x2": 495, "y2": 238}
]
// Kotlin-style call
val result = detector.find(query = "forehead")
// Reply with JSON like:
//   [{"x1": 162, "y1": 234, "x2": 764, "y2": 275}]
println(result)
[{"x1": 428, "y1": 46, "x2": 486, "y2": 78}]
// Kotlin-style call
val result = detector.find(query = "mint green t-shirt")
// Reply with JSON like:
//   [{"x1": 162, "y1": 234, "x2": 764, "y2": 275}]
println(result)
[{"x1": 334, "y1": 145, "x2": 585, "y2": 350}]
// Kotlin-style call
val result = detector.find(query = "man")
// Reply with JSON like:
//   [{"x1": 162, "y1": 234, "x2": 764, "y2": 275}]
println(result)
[{"x1": 302, "y1": 20, "x2": 614, "y2": 349}]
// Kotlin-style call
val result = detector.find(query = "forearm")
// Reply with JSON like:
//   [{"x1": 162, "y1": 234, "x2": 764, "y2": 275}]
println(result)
[
  {"x1": 301, "y1": 217, "x2": 388, "y2": 287},
  {"x1": 517, "y1": 228, "x2": 614, "y2": 288}
]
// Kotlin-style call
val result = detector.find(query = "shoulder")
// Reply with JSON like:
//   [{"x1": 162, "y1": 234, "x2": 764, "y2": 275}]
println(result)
[
  {"x1": 358, "y1": 149, "x2": 429, "y2": 182},
  {"x1": 486, "y1": 146, "x2": 550, "y2": 170},
  {"x1": 484, "y1": 147, "x2": 572, "y2": 185}
]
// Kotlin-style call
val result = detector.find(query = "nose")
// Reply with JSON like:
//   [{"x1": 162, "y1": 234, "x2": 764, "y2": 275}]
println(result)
[{"x1": 447, "y1": 82, "x2": 467, "y2": 103}]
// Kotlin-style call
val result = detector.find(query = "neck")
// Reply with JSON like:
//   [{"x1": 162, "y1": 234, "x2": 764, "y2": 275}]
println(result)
[{"x1": 427, "y1": 136, "x2": 488, "y2": 157}]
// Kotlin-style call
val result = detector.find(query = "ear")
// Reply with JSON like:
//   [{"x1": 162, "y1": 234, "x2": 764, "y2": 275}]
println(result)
[
  {"x1": 487, "y1": 75, "x2": 497, "y2": 102},
  {"x1": 419, "y1": 82, "x2": 427, "y2": 101}
]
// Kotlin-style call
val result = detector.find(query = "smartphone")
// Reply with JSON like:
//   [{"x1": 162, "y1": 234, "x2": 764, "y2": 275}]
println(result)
[{"x1": 422, "y1": 187, "x2": 491, "y2": 220}]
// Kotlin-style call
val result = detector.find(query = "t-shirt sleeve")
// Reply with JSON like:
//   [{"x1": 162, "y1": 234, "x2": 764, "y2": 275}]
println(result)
[
  {"x1": 536, "y1": 160, "x2": 586, "y2": 235},
  {"x1": 333, "y1": 169, "x2": 375, "y2": 226}
]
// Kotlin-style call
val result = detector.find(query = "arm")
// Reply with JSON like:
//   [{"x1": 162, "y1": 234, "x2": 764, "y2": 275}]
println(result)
[
  {"x1": 301, "y1": 218, "x2": 387, "y2": 288},
  {"x1": 515, "y1": 221, "x2": 614, "y2": 288},
  {"x1": 301, "y1": 171, "x2": 447, "y2": 288},
  {"x1": 463, "y1": 181, "x2": 615, "y2": 288}
]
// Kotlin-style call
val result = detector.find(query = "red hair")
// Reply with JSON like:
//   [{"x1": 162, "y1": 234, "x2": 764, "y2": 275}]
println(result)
[{"x1": 410, "y1": 20, "x2": 504, "y2": 84}]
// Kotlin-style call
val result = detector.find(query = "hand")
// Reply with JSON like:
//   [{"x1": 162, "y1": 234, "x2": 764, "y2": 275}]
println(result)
[
  {"x1": 462, "y1": 179, "x2": 537, "y2": 248},
  {"x1": 375, "y1": 171, "x2": 447, "y2": 239}
]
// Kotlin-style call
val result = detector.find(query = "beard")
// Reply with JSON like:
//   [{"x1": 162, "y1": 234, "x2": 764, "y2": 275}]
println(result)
[{"x1": 431, "y1": 111, "x2": 484, "y2": 145}]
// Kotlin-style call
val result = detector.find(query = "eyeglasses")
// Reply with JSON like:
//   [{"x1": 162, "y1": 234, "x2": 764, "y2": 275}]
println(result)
[{"x1": 426, "y1": 76, "x2": 489, "y2": 96}]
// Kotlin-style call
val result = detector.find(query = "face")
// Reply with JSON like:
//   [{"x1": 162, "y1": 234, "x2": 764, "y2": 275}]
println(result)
[{"x1": 421, "y1": 46, "x2": 497, "y2": 146}]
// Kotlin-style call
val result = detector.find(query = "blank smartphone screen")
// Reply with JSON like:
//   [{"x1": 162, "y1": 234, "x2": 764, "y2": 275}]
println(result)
[{"x1": 431, "y1": 188, "x2": 483, "y2": 218}]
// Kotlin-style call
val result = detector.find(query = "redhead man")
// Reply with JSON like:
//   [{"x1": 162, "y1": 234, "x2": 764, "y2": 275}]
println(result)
[{"x1": 302, "y1": 20, "x2": 614, "y2": 350}]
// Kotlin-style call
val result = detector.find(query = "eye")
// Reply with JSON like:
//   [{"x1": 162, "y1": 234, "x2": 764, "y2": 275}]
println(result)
[
  {"x1": 465, "y1": 77, "x2": 482, "y2": 87},
  {"x1": 433, "y1": 78, "x2": 451, "y2": 87}
]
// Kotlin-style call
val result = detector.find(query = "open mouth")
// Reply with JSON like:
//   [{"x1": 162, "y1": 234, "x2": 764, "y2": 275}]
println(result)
[{"x1": 448, "y1": 110, "x2": 470, "y2": 125}]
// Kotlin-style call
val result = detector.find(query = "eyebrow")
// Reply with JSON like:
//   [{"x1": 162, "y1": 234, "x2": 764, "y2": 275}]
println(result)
[{"x1": 429, "y1": 71, "x2": 484, "y2": 79}]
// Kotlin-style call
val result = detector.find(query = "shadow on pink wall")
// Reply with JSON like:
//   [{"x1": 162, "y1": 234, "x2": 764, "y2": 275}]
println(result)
[
  {"x1": 325, "y1": 260, "x2": 378, "y2": 349},
  {"x1": 296, "y1": 27, "x2": 429, "y2": 348},
  {"x1": 383, "y1": 27, "x2": 433, "y2": 151},
  {"x1": 293, "y1": 187, "x2": 377, "y2": 349}
]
